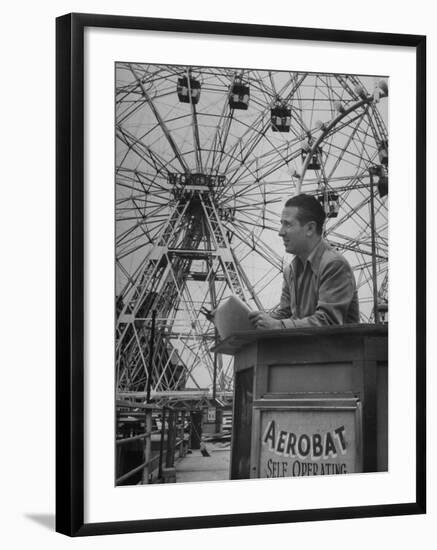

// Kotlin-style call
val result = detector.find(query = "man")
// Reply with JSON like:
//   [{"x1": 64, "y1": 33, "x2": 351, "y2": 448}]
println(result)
[{"x1": 248, "y1": 194, "x2": 359, "y2": 329}]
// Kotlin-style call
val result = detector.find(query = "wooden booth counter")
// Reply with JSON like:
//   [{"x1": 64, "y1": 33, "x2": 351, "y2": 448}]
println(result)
[{"x1": 214, "y1": 324, "x2": 388, "y2": 480}]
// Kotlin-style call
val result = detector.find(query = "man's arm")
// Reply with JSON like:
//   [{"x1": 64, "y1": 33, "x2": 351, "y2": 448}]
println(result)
[
  {"x1": 279, "y1": 259, "x2": 356, "y2": 327},
  {"x1": 248, "y1": 267, "x2": 292, "y2": 329},
  {"x1": 269, "y1": 266, "x2": 292, "y2": 320}
]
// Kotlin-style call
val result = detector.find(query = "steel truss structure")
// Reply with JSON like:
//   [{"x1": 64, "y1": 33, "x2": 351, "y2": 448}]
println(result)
[{"x1": 115, "y1": 64, "x2": 388, "y2": 395}]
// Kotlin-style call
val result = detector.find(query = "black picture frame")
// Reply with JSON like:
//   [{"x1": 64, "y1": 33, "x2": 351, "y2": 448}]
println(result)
[{"x1": 56, "y1": 12, "x2": 426, "y2": 537}]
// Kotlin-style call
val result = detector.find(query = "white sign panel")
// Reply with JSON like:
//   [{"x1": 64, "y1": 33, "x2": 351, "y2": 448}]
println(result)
[
  {"x1": 207, "y1": 407, "x2": 216, "y2": 422},
  {"x1": 259, "y1": 409, "x2": 358, "y2": 478}
]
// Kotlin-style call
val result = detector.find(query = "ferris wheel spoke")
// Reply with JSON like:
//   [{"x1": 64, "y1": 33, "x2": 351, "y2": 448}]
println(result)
[
  {"x1": 227, "y1": 192, "x2": 283, "y2": 218},
  {"x1": 189, "y1": 101, "x2": 203, "y2": 172},
  {"x1": 291, "y1": 91, "x2": 311, "y2": 135},
  {"x1": 117, "y1": 126, "x2": 178, "y2": 176},
  {"x1": 216, "y1": 123, "x2": 265, "y2": 180},
  {"x1": 328, "y1": 234, "x2": 387, "y2": 260},
  {"x1": 322, "y1": 112, "x2": 373, "y2": 184},
  {"x1": 321, "y1": 140, "x2": 376, "y2": 173},
  {"x1": 354, "y1": 252, "x2": 374, "y2": 291},
  {"x1": 168, "y1": 341, "x2": 203, "y2": 390},
  {"x1": 116, "y1": 180, "x2": 149, "y2": 196},
  {"x1": 209, "y1": 102, "x2": 237, "y2": 175},
  {"x1": 335, "y1": 75, "x2": 358, "y2": 101},
  {"x1": 353, "y1": 200, "x2": 388, "y2": 245},
  {"x1": 224, "y1": 198, "x2": 282, "y2": 221},
  {"x1": 117, "y1": 200, "x2": 154, "y2": 241},
  {"x1": 227, "y1": 222, "x2": 282, "y2": 269},
  {"x1": 116, "y1": 260, "x2": 138, "y2": 293},
  {"x1": 116, "y1": 221, "x2": 149, "y2": 249},
  {"x1": 230, "y1": 197, "x2": 280, "y2": 223},
  {"x1": 217, "y1": 143, "x2": 296, "y2": 201},
  {"x1": 224, "y1": 130, "x2": 285, "y2": 187},
  {"x1": 232, "y1": 212, "x2": 278, "y2": 233},
  {"x1": 117, "y1": 166, "x2": 169, "y2": 192},
  {"x1": 330, "y1": 197, "x2": 370, "y2": 240},
  {"x1": 334, "y1": 118, "x2": 379, "y2": 152},
  {"x1": 128, "y1": 64, "x2": 190, "y2": 173},
  {"x1": 255, "y1": 150, "x2": 302, "y2": 182},
  {"x1": 116, "y1": 99, "x2": 146, "y2": 126},
  {"x1": 320, "y1": 110, "x2": 369, "y2": 148},
  {"x1": 285, "y1": 73, "x2": 309, "y2": 103},
  {"x1": 224, "y1": 124, "x2": 270, "y2": 177},
  {"x1": 117, "y1": 241, "x2": 151, "y2": 263},
  {"x1": 178, "y1": 335, "x2": 214, "y2": 381},
  {"x1": 348, "y1": 128, "x2": 379, "y2": 171},
  {"x1": 203, "y1": 91, "x2": 233, "y2": 169},
  {"x1": 116, "y1": 205, "x2": 170, "y2": 243}
]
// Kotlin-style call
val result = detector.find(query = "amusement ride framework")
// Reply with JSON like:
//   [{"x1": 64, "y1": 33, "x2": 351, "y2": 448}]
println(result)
[{"x1": 115, "y1": 64, "x2": 389, "y2": 397}]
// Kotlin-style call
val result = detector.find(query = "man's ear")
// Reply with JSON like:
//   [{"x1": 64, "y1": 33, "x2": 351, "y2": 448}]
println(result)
[{"x1": 306, "y1": 220, "x2": 317, "y2": 236}]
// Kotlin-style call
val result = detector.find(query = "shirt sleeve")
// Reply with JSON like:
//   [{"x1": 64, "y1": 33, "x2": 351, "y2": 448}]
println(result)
[
  {"x1": 278, "y1": 259, "x2": 356, "y2": 327},
  {"x1": 269, "y1": 266, "x2": 292, "y2": 320}
]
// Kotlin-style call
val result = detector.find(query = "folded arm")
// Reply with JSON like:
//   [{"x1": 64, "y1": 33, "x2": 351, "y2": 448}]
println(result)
[{"x1": 271, "y1": 260, "x2": 356, "y2": 327}]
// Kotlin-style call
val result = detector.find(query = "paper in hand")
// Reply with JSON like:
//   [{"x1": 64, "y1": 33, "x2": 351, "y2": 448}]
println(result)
[{"x1": 213, "y1": 295, "x2": 254, "y2": 339}]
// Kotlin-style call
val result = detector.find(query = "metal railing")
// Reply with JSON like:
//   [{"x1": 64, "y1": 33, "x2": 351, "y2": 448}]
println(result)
[{"x1": 116, "y1": 401, "x2": 189, "y2": 485}]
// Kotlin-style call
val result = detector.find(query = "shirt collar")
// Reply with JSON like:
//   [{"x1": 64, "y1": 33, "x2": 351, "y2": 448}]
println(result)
[{"x1": 292, "y1": 239, "x2": 328, "y2": 274}]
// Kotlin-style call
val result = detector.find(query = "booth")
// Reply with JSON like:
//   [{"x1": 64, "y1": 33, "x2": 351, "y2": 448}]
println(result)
[{"x1": 214, "y1": 324, "x2": 388, "y2": 480}]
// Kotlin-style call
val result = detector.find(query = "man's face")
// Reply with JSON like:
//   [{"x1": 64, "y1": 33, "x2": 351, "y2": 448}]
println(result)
[{"x1": 278, "y1": 206, "x2": 309, "y2": 256}]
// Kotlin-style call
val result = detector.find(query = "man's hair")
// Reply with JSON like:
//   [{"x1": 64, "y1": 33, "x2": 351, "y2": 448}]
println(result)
[{"x1": 285, "y1": 194, "x2": 326, "y2": 235}]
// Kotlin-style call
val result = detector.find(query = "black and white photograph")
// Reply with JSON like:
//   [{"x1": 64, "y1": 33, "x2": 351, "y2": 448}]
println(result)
[
  {"x1": 114, "y1": 63, "x2": 389, "y2": 486},
  {"x1": 1, "y1": 0, "x2": 431, "y2": 546}
]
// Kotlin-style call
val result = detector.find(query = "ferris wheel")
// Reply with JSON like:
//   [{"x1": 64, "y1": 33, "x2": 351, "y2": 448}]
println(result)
[{"x1": 115, "y1": 63, "x2": 388, "y2": 395}]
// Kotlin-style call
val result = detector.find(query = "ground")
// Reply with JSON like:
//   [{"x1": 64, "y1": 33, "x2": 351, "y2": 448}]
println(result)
[{"x1": 175, "y1": 441, "x2": 231, "y2": 483}]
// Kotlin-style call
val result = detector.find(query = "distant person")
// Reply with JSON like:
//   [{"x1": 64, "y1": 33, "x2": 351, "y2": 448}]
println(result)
[{"x1": 249, "y1": 194, "x2": 359, "y2": 329}]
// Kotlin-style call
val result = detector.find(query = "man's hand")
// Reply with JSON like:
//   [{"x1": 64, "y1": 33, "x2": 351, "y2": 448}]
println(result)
[
  {"x1": 248, "y1": 311, "x2": 282, "y2": 330},
  {"x1": 200, "y1": 306, "x2": 215, "y2": 322}
]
